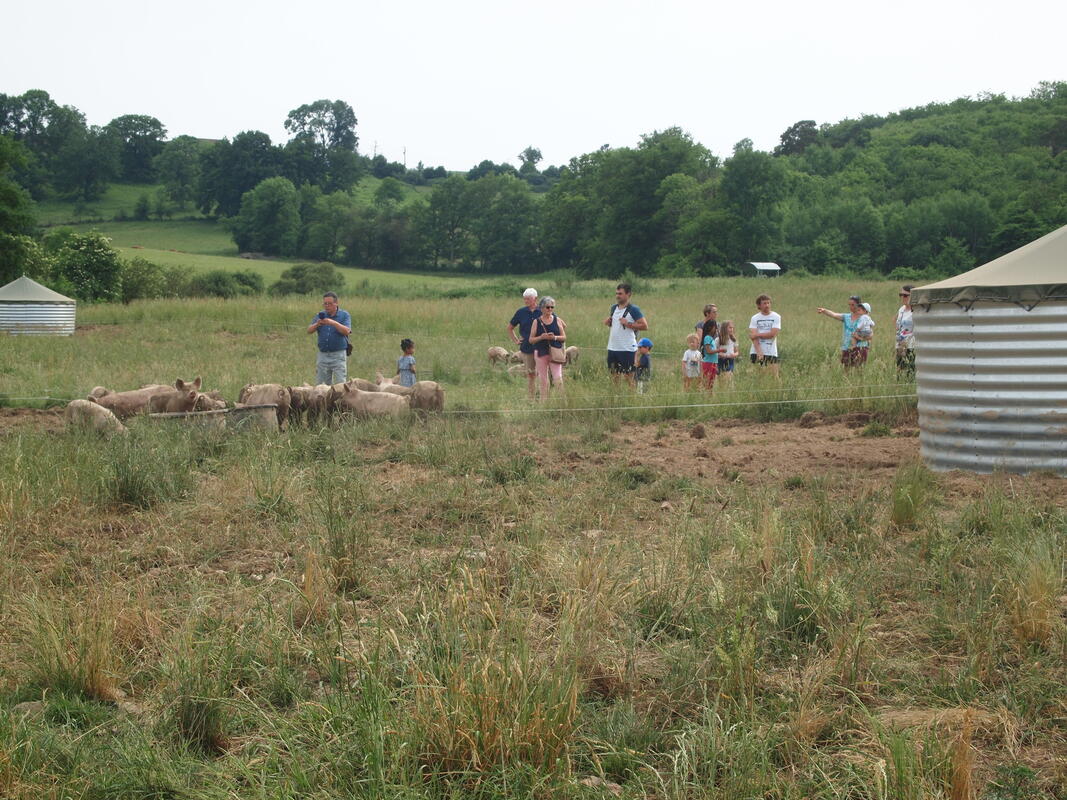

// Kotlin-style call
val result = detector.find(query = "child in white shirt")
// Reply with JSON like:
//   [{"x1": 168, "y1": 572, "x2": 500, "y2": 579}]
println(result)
[{"x1": 681, "y1": 333, "x2": 702, "y2": 390}]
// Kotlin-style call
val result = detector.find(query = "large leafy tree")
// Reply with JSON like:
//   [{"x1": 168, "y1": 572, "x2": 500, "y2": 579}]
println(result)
[
  {"x1": 413, "y1": 175, "x2": 474, "y2": 266},
  {"x1": 154, "y1": 135, "x2": 202, "y2": 208},
  {"x1": 52, "y1": 124, "x2": 120, "y2": 201},
  {"x1": 231, "y1": 176, "x2": 301, "y2": 255},
  {"x1": 106, "y1": 115, "x2": 166, "y2": 182},
  {"x1": 282, "y1": 100, "x2": 362, "y2": 192},
  {"x1": 197, "y1": 131, "x2": 281, "y2": 217},
  {"x1": 56, "y1": 232, "x2": 122, "y2": 301},
  {"x1": 0, "y1": 135, "x2": 40, "y2": 282}
]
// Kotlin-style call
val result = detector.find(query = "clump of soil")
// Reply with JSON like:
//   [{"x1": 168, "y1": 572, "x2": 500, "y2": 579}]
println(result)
[
  {"x1": 798, "y1": 410, "x2": 825, "y2": 428},
  {"x1": 844, "y1": 412, "x2": 872, "y2": 428},
  {"x1": 689, "y1": 423, "x2": 706, "y2": 439}
]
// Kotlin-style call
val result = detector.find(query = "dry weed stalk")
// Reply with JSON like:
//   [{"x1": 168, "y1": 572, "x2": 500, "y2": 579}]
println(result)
[
  {"x1": 757, "y1": 505, "x2": 782, "y2": 578},
  {"x1": 299, "y1": 548, "x2": 334, "y2": 625},
  {"x1": 410, "y1": 638, "x2": 579, "y2": 778},
  {"x1": 1006, "y1": 543, "x2": 1061, "y2": 646},
  {"x1": 22, "y1": 592, "x2": 122, "y2": 701},
  {"x1": 949, "y1": 709, "x2": 975, "y2": 800}
]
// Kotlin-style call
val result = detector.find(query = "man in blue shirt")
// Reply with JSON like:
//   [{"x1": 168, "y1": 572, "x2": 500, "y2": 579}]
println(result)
[
  {"x1": 507, "y1": 288, "x2": 540, "y2": 399},
  {"x1": 307, "y1": 291, "x2": 352, "y2": 385}
]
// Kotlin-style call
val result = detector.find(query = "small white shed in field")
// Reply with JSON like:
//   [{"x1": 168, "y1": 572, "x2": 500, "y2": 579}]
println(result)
[
  {"x1": 744, "y1": 262, "x2": 781, "y2": 277},
  {"x1": 0, "y1": 275, "x2": 76, "y2": 335},
  {"x1": 912, "y1": 223, "x2": 1067, "y2": 475}
]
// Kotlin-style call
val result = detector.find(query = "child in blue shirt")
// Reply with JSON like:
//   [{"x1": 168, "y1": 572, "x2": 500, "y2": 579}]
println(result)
[{"x1": 397, "y1": 338, "x2": 417, "y2": 387}]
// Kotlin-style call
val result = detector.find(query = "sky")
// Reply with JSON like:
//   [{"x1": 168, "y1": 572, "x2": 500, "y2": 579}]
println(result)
[{"x1": 5, "y1": 0, "x2": 1065, "y2": 170}]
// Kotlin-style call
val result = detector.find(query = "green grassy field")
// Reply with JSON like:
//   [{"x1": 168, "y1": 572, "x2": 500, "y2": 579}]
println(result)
[
  {"x1": 1, "y1": 277, "x2": 915, "y2": 418},
  {"x1": 0, "y1": 277, "x2": 1064, "y2": 799}
]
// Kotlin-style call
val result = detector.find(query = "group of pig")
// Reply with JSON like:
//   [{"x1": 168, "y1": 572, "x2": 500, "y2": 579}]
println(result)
[
  {"x1": 486, "y1": 345, "x2": 579, "y2": 368},
  {"x1": 63, "y1": 373, "x2": 445, "y2": 436}
]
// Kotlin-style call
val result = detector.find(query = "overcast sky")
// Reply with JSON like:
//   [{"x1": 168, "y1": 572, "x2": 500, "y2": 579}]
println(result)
[{"x1": 5, "y1": 0, "x2": 1065, "y2": 170}]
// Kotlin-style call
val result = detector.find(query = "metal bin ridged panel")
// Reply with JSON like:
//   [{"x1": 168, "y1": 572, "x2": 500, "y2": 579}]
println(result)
[
  {"x1": 913, "y1": 301, "x2": 1067, "y2": 475},
  {"x1": 0, "y1": 303, "x2": 76, "y2": 336}
]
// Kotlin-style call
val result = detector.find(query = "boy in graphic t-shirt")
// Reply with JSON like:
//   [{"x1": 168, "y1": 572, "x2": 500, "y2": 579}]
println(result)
[{"x1": 748, "y1": 294, "x2": 782, "y2": 378}]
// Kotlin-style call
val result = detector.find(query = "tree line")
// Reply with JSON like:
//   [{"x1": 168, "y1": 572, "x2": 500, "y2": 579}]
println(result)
[{"x1": 2, "y1": 83, "x2": 1066, "y2": 287}]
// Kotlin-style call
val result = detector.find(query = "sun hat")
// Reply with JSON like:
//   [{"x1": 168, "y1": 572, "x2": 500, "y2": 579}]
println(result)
[{"x1": 638, "y1": 337, "x2": 653, "y2": 349}]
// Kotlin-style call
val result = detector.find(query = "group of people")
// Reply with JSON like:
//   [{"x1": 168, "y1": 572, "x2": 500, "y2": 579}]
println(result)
[
  {"x1": 304, "y1": 281, "x2": 917, "y2": 402},
  {"x1": 815, "y1": 285, "x2": 916, "y2": 375},
  {"x1": 505, "y1": 284, "x2": 783, "y2": 400}
]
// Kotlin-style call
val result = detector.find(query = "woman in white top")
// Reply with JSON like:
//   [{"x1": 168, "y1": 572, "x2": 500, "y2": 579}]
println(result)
[{"x1": 895, "y1": 285, "x2": 915, "y2": 376}]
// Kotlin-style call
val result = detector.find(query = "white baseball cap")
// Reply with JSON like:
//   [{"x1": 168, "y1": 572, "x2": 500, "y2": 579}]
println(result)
[
  {"x1": 523, "y1": 288, "x2": 537, "y2": 298},
  {"x1": 861, "y1": 303, "x2": 871, "y2": 313}
]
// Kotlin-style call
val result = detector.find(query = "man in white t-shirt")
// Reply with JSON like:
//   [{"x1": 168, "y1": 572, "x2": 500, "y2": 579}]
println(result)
[
  {"x1": 748, "y1": 293, "x2": 782, "y2": 378},
  {"x1": 603, "y1": 282, "x2": 648, "y2": 386}
]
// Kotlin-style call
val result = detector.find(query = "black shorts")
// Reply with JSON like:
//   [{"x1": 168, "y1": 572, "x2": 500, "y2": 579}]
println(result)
[
  {"x1": 607, "y1": 350, "x2": 635, "y2": 373},
  {"x1": 749, "y1": 354, "x2": 780, "y2": 365}
]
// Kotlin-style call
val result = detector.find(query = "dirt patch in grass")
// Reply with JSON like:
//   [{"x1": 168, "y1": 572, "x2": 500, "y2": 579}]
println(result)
[{"x1": 0, "y1": 406, "x2": 65, "y2": 434}]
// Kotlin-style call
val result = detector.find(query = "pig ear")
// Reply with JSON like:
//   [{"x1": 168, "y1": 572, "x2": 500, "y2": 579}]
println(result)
[
  {"x1": 193, "y1": 377, "x2": 202, "y2": 390},
  {"x1": 175, "y1": 379, "x2": 185, "y2": 390}
]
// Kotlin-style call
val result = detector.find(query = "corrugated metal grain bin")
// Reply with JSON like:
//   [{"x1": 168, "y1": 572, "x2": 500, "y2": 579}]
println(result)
[
  {"x1": 0, "y1": 275, "x2": 76, "y2": 336},
  {"x1": 912, "y1": 224, "x2": 1067, "y2": 475}
]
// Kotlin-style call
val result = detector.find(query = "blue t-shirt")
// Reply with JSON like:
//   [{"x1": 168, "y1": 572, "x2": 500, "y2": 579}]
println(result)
[
  {"x1": 509, "y1": 306, "x2": 540, "y2": 354},
  {"x1": 397, "y1": 354, "x2": 416, "y2": 387},
  {"x1": 313, "y1": 309, "x2": 351, "y2": 353},
  {"x1": 701, "y1": 335, "x2": 719, "y2": 364},
  {"x1": 840, "y1": 314, "x2": 868, "y2": 350}
]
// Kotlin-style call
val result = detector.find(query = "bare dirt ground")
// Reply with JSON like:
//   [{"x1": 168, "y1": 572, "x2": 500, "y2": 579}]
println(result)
[
  {"x1": 5, "y1": 406, "x2": 1065, "y2": 503},
  {"x1": 0, "y1": 406, "x2": 65, "y2": 434}
]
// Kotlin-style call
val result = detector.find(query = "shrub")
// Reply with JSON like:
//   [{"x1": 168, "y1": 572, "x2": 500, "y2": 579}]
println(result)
[
  {"x1": 231, "y1": 269, "x2": 264, "y2": 295},
  {"x1": 133, "y1": 193, "x2": 151, "y2": 221},
  {"x1": 187, "y1": 270, "x2": 241, "y2": 299},
  {"x1": 0, "y1": 233, "x2": 56, "y2": 285},
  {"x1": 269, "y1": 262, "x2": 346, "y2": 296},
  {"x1": 120, "y1": 256, "x2": 168, "y2": 303},
  {"x1": 55, "y1": 231, "x2": 123, "y2": 302}
]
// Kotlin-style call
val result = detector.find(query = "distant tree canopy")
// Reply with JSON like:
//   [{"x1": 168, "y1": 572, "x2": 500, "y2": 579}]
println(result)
[{"x1": 4, "y1": 83, "x2": 1067, "y2": 281}]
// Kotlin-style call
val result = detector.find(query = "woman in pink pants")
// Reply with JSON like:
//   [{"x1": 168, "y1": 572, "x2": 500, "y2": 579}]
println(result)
[{"x1": 529, "y1": 296, "x2": 567, "y2": 401}]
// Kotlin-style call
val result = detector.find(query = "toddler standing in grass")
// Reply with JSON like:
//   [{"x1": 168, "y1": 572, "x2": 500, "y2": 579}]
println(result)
[
  {"x1": 397, "y1": 338, "x2": 417, "y2": 387},
  {"x1": 681, "y1": 333, "x2": 702, "y2": 390}
]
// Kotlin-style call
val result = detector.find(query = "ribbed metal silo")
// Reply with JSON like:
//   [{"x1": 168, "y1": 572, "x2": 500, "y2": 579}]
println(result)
[
  {"x1": 913, "y1": 224, "x2": 1067, "y2": 476},
  {"x1": 0, "y1": 276, "x2": 76, "y2": 336}
]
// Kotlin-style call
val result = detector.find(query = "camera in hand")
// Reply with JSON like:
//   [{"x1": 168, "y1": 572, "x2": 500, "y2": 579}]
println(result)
[{"x1": 318, "y1": 311, "x2": 327, "y2": 320}]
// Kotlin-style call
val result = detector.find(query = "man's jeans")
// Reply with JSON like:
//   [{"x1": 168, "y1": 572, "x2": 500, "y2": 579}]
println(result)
[{"x1": 316, "y1": 350, "x2": 347, "y2": 385}]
